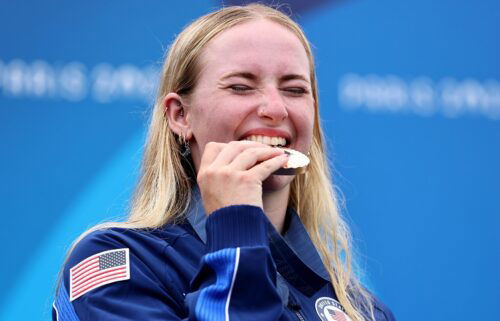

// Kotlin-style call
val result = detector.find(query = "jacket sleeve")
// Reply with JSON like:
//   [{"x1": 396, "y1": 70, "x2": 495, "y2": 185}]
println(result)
[
  {"x1": 52, "y1": 205, "x2": 285, "y2": 321},
  {"x1": 52, "y1": 229, "x2": 188, "y2": 321},
  {"x1": 185, "y1": 205, "x2": 284, "y2": 321}
]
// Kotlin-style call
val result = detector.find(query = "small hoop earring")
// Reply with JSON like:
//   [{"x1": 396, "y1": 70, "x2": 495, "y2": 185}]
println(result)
[{"x1": 179, "y1": 134, "x2": 191, "y2": 158}]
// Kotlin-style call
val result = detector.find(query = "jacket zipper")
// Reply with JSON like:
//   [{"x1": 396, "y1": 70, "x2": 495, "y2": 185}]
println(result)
[
  {"x1": 288, "y1": 294, "x2": 307, "y2": 321},
  {"x1": 293, "y1": 310, "x2": 306, "y2": 321}
]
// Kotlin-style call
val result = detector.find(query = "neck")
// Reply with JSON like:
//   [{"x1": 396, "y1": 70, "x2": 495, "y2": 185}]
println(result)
[{"x1": 262, "y1": 186, "x2": 290, "y2": 233}]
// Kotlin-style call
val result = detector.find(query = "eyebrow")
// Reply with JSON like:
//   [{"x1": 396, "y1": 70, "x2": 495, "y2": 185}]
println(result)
[
  {"x1": 280, "y1": 74, "x2": 310, "y2": 83},
  {"x1": 220, "y1": 71, "x2": 310, "y2": 83},
  {"x1": 220, "y1": 72, "x2": 257, "y2": 81}
]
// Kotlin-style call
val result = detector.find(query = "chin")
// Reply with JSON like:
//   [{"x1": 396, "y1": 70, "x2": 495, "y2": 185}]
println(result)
[{"x1": 262, "y1": 174, "x2": 295, "y2": 193}]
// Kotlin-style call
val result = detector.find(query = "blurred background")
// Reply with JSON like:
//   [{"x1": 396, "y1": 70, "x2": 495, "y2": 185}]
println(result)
[{"x1": 1, "y1": 1, "x2": 499, "y2": 320}]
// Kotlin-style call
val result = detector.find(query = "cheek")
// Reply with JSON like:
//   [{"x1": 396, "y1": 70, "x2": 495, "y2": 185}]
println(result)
[
  {"x1": 304, "y1": 100, "x2": 316, "y2": 136},
  {"x1": 304, "y1": 108, "x2": 315, "y2": 131},
  {"x1": 303, "y1": 117, "x2": 315, "y2": 148},
  {"x1": 191, "y1": 103, "x2": 244, "y2": 142},
  {"x1": 292, "y1": 103, "x2": 315, "y2": 141}
]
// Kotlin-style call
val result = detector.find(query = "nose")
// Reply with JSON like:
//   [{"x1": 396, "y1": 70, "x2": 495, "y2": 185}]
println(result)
[{"x1": 257, "y1": 87, "x2": 288, "y2": 123}]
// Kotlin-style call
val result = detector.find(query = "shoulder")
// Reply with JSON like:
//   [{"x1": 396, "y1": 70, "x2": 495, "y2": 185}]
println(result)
[
  {"x1": 370, "y1": 294, "x2": 397, "y2": 321},
  {"x1": 65, "y1": 224, "x2": 195, "y2": 273},
  {"x1": 66, "y1": 227, "x2": 164, "y2": 270},
  {"x1": 54, "y1": 225, "x2": 202, "y2": 320},
  {"x1": 58, "y1": 224, "x2": 201, "y2": 301},
  {"x1": 61, "y1": 228, "x2": 167, "y2": 291}
]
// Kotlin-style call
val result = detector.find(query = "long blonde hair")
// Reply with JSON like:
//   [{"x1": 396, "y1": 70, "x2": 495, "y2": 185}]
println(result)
[{"x1": 75, "y1": 4, "x2": 375, "y2": 320}]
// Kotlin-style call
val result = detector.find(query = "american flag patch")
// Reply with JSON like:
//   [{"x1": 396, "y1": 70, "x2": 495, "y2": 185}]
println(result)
[{"x1": 69, "y1": 248, "x2": 130, "y2": 301}]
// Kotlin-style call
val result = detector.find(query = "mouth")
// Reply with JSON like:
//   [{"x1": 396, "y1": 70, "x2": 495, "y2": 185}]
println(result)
[{"x1": 241, "y1": 135, "x2": 289, "y2": 148}]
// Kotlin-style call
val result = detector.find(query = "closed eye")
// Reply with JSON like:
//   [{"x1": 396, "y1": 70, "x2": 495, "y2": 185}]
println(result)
[
  {"x1": 282, "y1": 87, "x2": 309, "y2": 96},
  {"x1": 229, "y1": 84, "x2": 253, "y2": 93}
]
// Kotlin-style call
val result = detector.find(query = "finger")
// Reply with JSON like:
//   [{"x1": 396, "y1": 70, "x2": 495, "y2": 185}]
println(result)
[
  {"x1": 200, "y1": 142, "x2": 226, "y2": 168},
  {"x1": 211, "y1": 140, "x2": 269, "y2": 167},
  {"x1": 248, "y1": 153, "x2": 289, "y2": 181},
  {"x1": 228, "y1": 147, "x2": 284, "y2": 171}
]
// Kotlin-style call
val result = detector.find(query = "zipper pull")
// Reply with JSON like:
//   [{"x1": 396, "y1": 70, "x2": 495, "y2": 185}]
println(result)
[{"x1": 288, "y1": 294, "x2": 307, "y2": 321}]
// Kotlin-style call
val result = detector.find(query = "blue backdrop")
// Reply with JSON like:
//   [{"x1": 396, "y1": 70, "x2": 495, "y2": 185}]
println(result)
[{"x1": 1, "y1": 1, "x2": 499, "y2": 320}]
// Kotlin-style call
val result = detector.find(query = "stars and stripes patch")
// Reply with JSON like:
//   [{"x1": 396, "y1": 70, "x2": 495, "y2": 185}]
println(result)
[{"x1": 69, "y1": 248, "x2": 130, "y2": 301}]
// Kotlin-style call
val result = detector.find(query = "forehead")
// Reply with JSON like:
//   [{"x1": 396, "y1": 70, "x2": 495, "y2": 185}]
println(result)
[{"x1": 199, "y1": 19, "x2": 310, "y2": 78}]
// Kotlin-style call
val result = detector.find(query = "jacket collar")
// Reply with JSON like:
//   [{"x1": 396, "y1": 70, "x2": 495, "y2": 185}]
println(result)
[{"x1": 186, "y1": 187, "x2": 330, "y2": 297}]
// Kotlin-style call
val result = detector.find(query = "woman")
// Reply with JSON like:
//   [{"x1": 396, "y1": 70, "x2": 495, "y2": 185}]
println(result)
[{"x1": 53, "y1": 4, "x2": 395, "y2": 321}]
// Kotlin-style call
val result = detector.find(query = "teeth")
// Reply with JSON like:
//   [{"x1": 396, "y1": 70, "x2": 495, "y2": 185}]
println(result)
[{"x1": 244, "y1": 135, "x2": 287, "y2": 147}]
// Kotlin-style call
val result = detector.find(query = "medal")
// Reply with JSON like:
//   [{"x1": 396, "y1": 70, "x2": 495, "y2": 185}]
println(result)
[{"x1": 274, "y1": 148, "x2": 310, "y2": 175}]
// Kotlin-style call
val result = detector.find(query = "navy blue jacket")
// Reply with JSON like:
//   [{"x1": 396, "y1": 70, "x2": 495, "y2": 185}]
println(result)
[{"x1": 53, "y1": 189, "x2": 396, "y2": 321}]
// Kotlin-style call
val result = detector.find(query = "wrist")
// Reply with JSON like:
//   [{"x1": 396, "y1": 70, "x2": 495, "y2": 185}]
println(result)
[{"x1": 205, "y1": 205, "x2": 269, "y2": 252}]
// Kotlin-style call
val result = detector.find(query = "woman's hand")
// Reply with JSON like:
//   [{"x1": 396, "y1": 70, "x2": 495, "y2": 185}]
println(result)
[{"x1": 197, "y1": 141, "x2": 288, "y2": 215}]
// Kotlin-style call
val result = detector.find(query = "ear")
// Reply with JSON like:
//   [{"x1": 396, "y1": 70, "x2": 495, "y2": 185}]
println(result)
[{"x1": 164, "y1": 92, "x2": 192, "y2": 140}]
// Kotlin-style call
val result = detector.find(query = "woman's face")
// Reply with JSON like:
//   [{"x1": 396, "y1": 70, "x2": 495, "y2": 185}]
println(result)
[{"x1": 186, "y1": 18, "x2": 315, "y2": 191}]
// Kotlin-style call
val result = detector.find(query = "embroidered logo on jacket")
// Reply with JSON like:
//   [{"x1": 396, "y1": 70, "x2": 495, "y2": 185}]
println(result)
[
  {"x1": 69, "y1": 248, "x2": 130, "y2": 301},
  {"x1": 315, "y1": 297, "x2": 353, "y2": 321}
]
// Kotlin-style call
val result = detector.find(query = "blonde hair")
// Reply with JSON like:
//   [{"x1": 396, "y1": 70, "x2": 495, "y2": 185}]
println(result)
[{"x1": 73, "y1": 4, "x2": 375, "y2": 320}]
